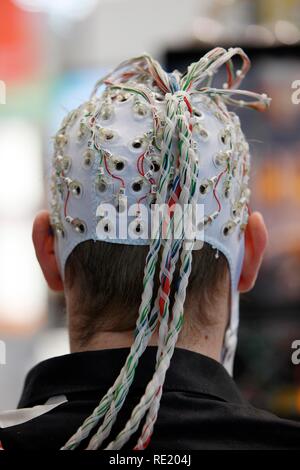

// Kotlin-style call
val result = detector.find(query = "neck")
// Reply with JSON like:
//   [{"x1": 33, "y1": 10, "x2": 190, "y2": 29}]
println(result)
[{"x1": 68, "y1": 311, "x2": 227, "y2": 363}]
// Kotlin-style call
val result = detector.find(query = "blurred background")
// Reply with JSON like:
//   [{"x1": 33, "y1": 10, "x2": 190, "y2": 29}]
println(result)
[{"x1": 0, "y1": 0, "x2": 300, "y2": 419}]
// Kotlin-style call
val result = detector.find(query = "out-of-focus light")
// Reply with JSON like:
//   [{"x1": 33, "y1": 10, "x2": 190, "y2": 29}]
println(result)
[
  {"x1": 245, "y1": 24, "x2": 275, "y2": 46},
  {"x1": 14, "y1": 0, "x2": 99, "y2": 21},
  {"x1": 0, "y1": 120, "x2": 46, "y2": 325},
  {"x1": 0, "y1": 121, "x2": 43, "y2": 217},
  {"x1": 0, "y1": 221, "x2": 47, "y2": 324},
  {"x1": 274, "y1": 20, "x2": 300, "y2": 45},
  {"x1": 33, "y1": 329, "x2": 69, "y2": 363},
  {"x1": 193, "y1": 17, "x2": 224, "y2": 43},
  {"x1": 215, "y1": 0, "x2": 236, "y2": 4}
]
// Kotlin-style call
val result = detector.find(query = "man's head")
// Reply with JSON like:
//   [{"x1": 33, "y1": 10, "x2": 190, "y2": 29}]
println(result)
[
  {"x1": 32, "y1": 48, "x2": 269, "y2": 450},
  {"x1": 33, "y1": 211, "x2": 267, "y2": 352}
]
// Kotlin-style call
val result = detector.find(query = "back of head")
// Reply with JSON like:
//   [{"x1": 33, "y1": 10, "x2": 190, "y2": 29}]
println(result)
[
  {"x1": 48, "y1": 48, "x2": 270, "y2": 450},
  {"x1": 65, "y1": 240, "x2": 228, "y2": 347}
]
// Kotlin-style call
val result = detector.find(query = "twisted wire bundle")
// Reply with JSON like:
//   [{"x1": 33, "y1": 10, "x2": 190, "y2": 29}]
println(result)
[{"x1": 61, "y1": 47, "x2": 270, "y2": 451}]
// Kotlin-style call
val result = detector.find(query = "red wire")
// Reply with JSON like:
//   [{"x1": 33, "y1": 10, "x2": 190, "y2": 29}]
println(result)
[
  {"x1": 103, "y1": 153, "x2": 125, "y2": 187},
  {"x1": 213, "y1": 169, "x2": 227, "y2": 213},
  {"x1": 134, "y1": 187, "x2": 183, "y2": 452},
  {"x1": 154, "y1": 74, "x2": 168, "y2": 93},
  {"x1": 63, "y1": 171, "x2": 70, "y2": 219},
  {"x1": 121, "y1": 72, "x2": 135, "y2": 80},
  {"x1": 183, "y1": 96, "x2": 194, "y2": 132},
  {"x1": 133, "y1": 385, "x2": 162, "y2": 450},
  {"x1": 158, "y1": 184, "x2": 181, "y2": 317},
  {"x1": 186, "y1": 82, "x2": 193, "y2": 92},
  {"x1": 137, "y1": 153, "x2": 155, "y2": 185},
  {"x1": 137, "y1": 194, "x2": 147, "y2": 208},
  {"x1": 148, "y1": 63, "x2": 168, "y2": 94},
  {"x1": 136, "y1": 153, "x2": 155, "y2": 213},
  {"x1": 137, "y1": 153, "x2": 145, "y2": 176},
  {"x1": 184, "y1": 96, "x2": 193, "y2": 114},
  {"x1": 64, "y1": 190, "x2": 70, "y2": 218},
  {"x1": 226, "y1": 62, "x2": 233, "y2": 89}
]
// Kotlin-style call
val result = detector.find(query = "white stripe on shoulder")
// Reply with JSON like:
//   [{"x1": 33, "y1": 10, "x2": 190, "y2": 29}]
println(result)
[{"x1": 0, "y1": 395, "x2": 68, "y2": 429}]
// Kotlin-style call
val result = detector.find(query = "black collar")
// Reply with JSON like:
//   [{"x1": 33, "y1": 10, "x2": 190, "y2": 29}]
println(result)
[{"x1": 18, "y1": 346, "x2": 245, "y2": 408}]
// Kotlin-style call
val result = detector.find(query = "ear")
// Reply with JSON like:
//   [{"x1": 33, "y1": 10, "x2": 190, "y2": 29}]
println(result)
[
  {"x1": 238, "y1": 212, "x2": 268, "y2": 293},
  {"x1": 32, "y1": 210, "x2": 64, "y2": 291}
]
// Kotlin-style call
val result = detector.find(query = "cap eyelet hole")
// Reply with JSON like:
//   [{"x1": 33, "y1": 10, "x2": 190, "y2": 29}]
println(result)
[
  {"x1": 132, "y1": 181, "x2": 143, "y2": 192},
  {"x1": 200, "y1": 184, "x2": 207, "y2": 195},
  {"x1": 135, "y1": 223, "x2": 142, "y2": 234},
  {"x1": 152, "y1": 160, "x2": 160, "y2": 172},
  {"x1": 98, "y1": 128, "x2": 117, "y2": 143},
  {"x1": 117, "y1": 94, "x2": 130, "y2": 102},
  {"x1": 73, "y1": 219, "x2": 86, "y2": 234},
  {"x1": 83, "y1": 150, "x2": 94, "y2": 169},
  {"x1": 194, "y1": 109, "x2": 204, "y2": 119},
  {"x1": 154, "y1": 93, "x2": 164, "y2": 103},
  {"x1": 222, "y1": 221, "x2": 236, "y2": 237},
  {"x1": 132, "y1": 139, "x2": 143, "y2": 150},
  {"x1": 114, "y1": 160, "x2": 125, "y2": 171},
  {"x1": 76, "y1": 223, "x2": 85, "y2": 234},
  {"x1": 96, "y1": 177, "x2": 108, "y2": 193},
  {"x1": 70, "y1": 181, "x2": 83, "y2": 198}
]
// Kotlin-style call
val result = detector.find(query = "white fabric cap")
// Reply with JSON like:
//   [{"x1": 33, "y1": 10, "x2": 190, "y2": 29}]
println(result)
[{"x1": 49, "y1": 49, "x2": 270, "y2": 375}]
